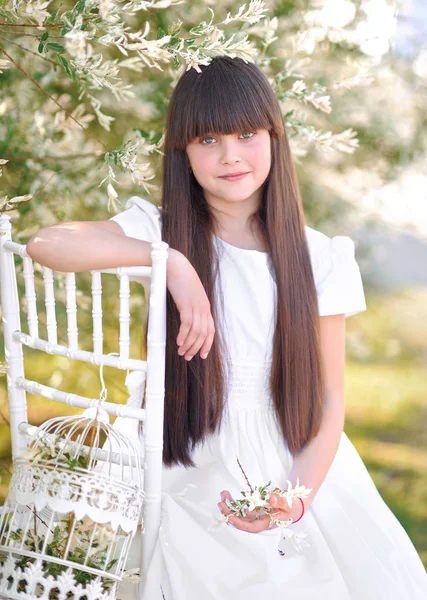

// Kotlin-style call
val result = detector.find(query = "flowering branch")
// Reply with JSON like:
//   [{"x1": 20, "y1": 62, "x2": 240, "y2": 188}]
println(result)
[{"x1": 0, "y1": 43, "x2": 108, "y2": 149}]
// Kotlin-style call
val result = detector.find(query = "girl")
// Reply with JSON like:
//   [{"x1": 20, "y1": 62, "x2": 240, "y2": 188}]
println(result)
[{"x1": 27, "y1": 56, "x2": 427, "y2": 599}]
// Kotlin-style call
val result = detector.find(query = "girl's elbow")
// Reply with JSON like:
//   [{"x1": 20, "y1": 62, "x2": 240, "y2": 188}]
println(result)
[{"x1": 26, "y1": 229, "x2": 57, "y2": 266}]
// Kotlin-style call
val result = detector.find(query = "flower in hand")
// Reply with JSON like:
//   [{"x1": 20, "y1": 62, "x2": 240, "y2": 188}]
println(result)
[
  {"x1": 215, "y1": 459, "x2": 312, "y2": 534},
  {"x1": 218, "y1": 489, "x2": 303, "y2": 533}
]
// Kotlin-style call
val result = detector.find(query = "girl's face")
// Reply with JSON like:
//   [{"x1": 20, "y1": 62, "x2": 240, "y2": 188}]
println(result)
[{"x1": 186, "y1": 129, "x2": 271, "y2": 210}]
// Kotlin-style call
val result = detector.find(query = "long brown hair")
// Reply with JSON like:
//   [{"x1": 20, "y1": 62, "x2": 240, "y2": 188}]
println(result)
[{"x1": 160, "y1": 56, "x2": 325, "y2": 467}]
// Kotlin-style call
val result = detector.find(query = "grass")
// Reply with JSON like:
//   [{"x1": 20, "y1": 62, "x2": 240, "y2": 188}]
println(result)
[{"x1": 1, "y1": 285, "x2": 427, "y2": 569}]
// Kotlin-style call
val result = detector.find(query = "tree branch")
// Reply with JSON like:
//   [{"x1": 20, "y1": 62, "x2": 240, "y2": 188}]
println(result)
[
  {"x1": 3, "y1": 153, "x2": 102, "y2": 162},
  {"x1": 0, "y1": 43, "x2": 108, "y2": 150},
  {"x1": 0, "y1": 29, "x2": 63, "y2": 38},
  {"x1": 0, "y1": 35, "x2": 57, "y2": 66}
]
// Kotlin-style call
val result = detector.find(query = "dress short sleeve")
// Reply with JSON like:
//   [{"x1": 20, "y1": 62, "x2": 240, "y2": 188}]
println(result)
[
  {"x1": 108, "y1": 195, "x2": 162, "y2": 242},
  {"x1": 306, "y1": 226, "x2": 367, "y2": 318},
  {"x1": 108, "y1": 196, "x2": 162, "y2": 291}
]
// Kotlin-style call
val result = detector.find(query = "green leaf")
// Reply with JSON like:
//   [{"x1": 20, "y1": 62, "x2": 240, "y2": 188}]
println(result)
[
  {"x1": 45, "y1": 11, "x2": 57, "y2": 24},
  {"x1": 133, "y1": 128, "x2": 150, "y2": 138},
  {"x1": 60, "y1": 26, "x2": 70, "y2": 35},
  {"x1": 46, "y1": 42, "x2": 65, "y2": 53},
  {"x1": 168, "y1": 36, "x2": 180, "y2": 47},
  {"x1": 58, "y1": 55, "x2": 75, "y2": 80},
  {"x1": 168, "y1": 21, "x2": 182, "y2": 36},
  {"x1": 75, "y1": 0, "x2": 86, "y2": 13},
  {"x1": 38, "y1": 42, "x2": 44, "y2": 54},
  {"x1": 41, "y1": 31, "x2": 49, "y2": 42},
  {"x1": 156, "y1": 27, "x2": 166, "y2": 40}
]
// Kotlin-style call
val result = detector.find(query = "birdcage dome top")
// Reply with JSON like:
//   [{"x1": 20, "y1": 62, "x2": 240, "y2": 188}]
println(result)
[{"x1": 11, "y1": 406, "x2": 144, "y2": 533}]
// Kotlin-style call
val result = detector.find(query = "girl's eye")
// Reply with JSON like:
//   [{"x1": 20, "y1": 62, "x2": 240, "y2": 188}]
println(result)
[{"x1": 200, "y1": 132, "x2": 255, "y2": 145}]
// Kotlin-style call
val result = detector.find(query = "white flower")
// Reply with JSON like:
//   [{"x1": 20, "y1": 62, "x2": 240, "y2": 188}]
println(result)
[
  {"x1": 107, "y1": 182, "x2": 118, "y2": 201},
  {"x1": 222, "y1": 0, "x2": 269, "y2": 25},
  {"x1": 123, "y1": 568, "x2": 141, "y2": 583},
  {"x1": 291, "y1": 80, "x2": 306, "y2": 94},
  {"x1": 275, "y1": 477, "x2": 313, "y2": 508},
  {"x1": 309, "y1": 95, "x2": 332, "y2": 114},
  {"x1": 246, "y1": 488, "x2": 264, "y2": 512},
  {"x1": 0, "y1": 60, "x2": 10, "y2": 74},
  {"x1": 285, "y1": 528, "x2": 310, "y2": 553},
  {"x1": 22, "y1": 446, "x2": 43, "y2": 463},
  {"x1": 208, "y1": 514, "x2": 229, "y2": 531},
  {"x1": 24, "y1": 0, "x2": 52, "y2": 28}
]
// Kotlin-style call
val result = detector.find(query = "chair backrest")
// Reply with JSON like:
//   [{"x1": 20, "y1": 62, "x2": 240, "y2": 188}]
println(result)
[{"x1": 0, "y1": 212, "x2": 168, "y2": 598}]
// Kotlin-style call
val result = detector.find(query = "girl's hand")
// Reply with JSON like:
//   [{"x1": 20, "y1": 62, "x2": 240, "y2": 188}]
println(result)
[
  {"x1": 218, "y1": 490, "x2": 302, "y2": 533},
  {"x1": 167, "y1": 248, "x2": 215, "y2": 361}
]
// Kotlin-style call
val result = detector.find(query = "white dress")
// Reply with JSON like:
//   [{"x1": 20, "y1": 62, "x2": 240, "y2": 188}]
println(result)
[{"x1": 109, "y1": 196, "x2": 427, "y2": 600}]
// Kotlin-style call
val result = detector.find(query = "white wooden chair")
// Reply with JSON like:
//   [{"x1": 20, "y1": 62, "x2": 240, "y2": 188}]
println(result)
[{"x1": 0, "y1": 212, "x2": 168, "y2": 599}]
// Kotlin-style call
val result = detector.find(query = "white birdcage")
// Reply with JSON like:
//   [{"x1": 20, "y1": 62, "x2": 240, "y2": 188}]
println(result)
[{"x1": 0, "y1": 361, "x2": 145, "y2": 600}]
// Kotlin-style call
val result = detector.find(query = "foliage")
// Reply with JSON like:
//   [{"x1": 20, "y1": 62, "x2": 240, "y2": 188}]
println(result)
[{"x1": 0, "y1": 0, "x2": 404, "y2": 230}]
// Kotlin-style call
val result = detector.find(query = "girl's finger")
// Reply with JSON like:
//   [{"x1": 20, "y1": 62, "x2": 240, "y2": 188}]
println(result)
[
  {"x1": 269, "y1": 494, "x2": 292, "y2": 514},
  {"x1": 184, "y1": 314, "x2": 208, "y2": 359},
  {"x1": 199, "y1": 316, "x2": 215, "y2": 359},
  {"x1": 177, "y1": 309, "x2": 193, "y2": 347},
  {"x1": 227, "y1": 514, "x2": 270, "y2": 533},
  {"x1": 178, "y1": 309, "x2": 201, "y2": 357}
]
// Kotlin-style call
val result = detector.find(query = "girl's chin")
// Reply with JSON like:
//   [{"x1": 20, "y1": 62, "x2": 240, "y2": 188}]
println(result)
[{"x1": 208, "y1": 187, "x2": 260, "y2": 201}]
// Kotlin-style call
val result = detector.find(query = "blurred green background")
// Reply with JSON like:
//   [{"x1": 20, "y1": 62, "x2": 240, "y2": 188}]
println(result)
[{"x1": 1, "y1": 0, "x2": 426, "y2": 570}]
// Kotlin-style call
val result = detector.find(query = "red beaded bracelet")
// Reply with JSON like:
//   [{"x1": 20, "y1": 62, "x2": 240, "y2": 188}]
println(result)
[{"x1": 292, "y1": 497, "x2": 305, "y2": 523}]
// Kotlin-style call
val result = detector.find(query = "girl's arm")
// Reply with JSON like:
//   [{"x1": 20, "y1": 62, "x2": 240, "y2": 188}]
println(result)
[
  {"x1": 26, "y1": 220, "x2": 215, "y2": 360},
  {"x1": 218, "y1": 314, "x2": 346, "y2": 531},
  {"x1": 282, "y1": 313, "x2": 346, "y2": 510},
  {"x1": 26, "y1": 220, "x2": 157, "y2": 272}
]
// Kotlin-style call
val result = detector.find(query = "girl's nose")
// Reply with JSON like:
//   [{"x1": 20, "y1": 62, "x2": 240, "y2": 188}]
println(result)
[{"x1": 220, "y1": 140, "x2": 242, "y2": 165}]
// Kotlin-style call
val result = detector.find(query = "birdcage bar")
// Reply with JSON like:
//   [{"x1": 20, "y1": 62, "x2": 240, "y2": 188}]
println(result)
[
  {"x1": 100, "y1": 526, "x2": 115, "y2": 570},
  {"x1": 19, "y1": 504, "x2": 33, "y2": 553},
  {"x1": 40, "y1": 510, "x2": 55, "y2": 556},
  {"x1": 0, "y1": 545, "x2": 123, "y2": 582},
  {"x1": 61, "y1": 516, "x2": 77, "y2": 561},
  {"x1": 22, "y1": 256, "x2": 39, "y2": 339},
  {"x1": 43, "y1": 266, "x2": 58, "y2": 345},
  {"x1": 65, "y1": 272, "x2": 79, "y2": 350},
  {"x1": 92, "y1": 270, "x2": 103, "y2": 354},
  {"x1": 17, "y1": 422, "x2": 144, "y2": 469}
]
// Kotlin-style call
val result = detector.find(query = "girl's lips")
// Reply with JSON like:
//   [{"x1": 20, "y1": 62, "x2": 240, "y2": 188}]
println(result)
[{"x1": 219, "y1": 172, "x2": 249, "y2": 181}]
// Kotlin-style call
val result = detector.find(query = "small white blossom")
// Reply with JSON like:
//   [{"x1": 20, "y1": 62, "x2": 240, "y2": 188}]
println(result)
[
  {"x1": 292, "y1": 80, "x2": 307, "y2": 94},
  {"x1": 24, "y1": 0, "x2": 52, "y2": 28},
  {"x1": 122, "y1": 568, "x2": 141, "y2": 583},
  {"x1": 275, "y1": 477, "x2": 312, "y2": 508},
  {"x1": 107, "y1": 183, "x2": 119, "y2": 211},
  {"x1": 309, "y1": 95, "x2": 332, "y2": 113},
  {"x1": 222, "y1": 0, "x2": 269, "y2": 26},
  {"x1": 208, "y1": 513, "x2": 229, "y2": 531},
  {"x1": 285, "y1": 527, "x2": 311, "y2": 553},
  {"x1": 0, "y1": 59, "x2": 10, "y2": 74},
  {"x1": 22, "y1": 446, "x2": 43, "y2": 462},
  {"x1": 246, "y1": 488, "x2": 264, "y2": 512},
  {"x1": 0, "y1": 158, "x2": 8, "y2": 178}
]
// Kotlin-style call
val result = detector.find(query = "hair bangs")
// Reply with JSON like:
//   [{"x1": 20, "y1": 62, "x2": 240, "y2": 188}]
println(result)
[{"x1": 170, "y1": 58, "x2": 275, "y2": 151}]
